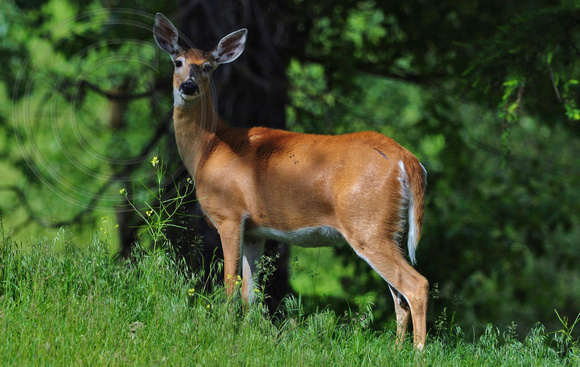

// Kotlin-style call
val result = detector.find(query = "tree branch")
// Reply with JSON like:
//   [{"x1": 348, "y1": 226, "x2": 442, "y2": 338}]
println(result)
[
  {"x1": 78, "y1": 79, "x2": 160, "y2": 100},
  {"x1": 3, "y1": 107, "x2": 172, "y2": 231},
  {"x1": 53, "y1": 75, "x2": 163, "y2": 102},
  {"x1": 298, "y1": 53, "x2": 443, "y2": 86}
]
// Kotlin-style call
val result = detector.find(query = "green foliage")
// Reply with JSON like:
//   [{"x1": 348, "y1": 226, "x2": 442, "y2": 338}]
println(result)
[
  {"x1": 0, "y1": 0, "x2": 579, "y2": 348},
  {"x1": 0, "y1": 0, "x2": 178, "y2": 242},
  {"x1": 551, "y1": 310, "x2": 580, "y2": 358},
  {"x1": 464, "y1": 4, "x2": 580, "y2": 125},
  {"x1": 121, "y1": 156, "x2": 196, "y2": 247}
]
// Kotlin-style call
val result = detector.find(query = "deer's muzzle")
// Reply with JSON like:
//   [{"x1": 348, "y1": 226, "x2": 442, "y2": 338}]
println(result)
[{"x1": 180, "y1": 79, "x2": 199, "y2": 97}]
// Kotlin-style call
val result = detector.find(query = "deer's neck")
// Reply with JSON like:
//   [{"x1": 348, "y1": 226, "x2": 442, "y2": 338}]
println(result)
[{"x1": 172, "y1": 91, "x2": 226, "y2": 176}]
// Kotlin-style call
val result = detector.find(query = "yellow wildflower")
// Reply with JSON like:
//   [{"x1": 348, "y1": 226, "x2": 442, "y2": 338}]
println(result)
[
  {"x1": 151, "y1": 156, "x2": 159, "y2": 167},
  {"x1": 120, "y1": 188, "x2": 126, "y2": 195}
]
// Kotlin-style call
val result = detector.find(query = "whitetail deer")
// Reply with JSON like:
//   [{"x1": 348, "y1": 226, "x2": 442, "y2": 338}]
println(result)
[{"x1": 154, "y1": 13, "x2": 429, "y2": 349}]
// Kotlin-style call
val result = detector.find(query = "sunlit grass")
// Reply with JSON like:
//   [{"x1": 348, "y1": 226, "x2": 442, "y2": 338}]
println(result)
[{"x1": 1, "y1": 226, "x2": 577, "y2": 366}]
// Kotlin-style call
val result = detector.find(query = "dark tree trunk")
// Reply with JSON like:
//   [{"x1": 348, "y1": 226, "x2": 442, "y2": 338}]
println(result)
[{"x1": 177, "y1": 0, "x2": 296, "y2": 130}]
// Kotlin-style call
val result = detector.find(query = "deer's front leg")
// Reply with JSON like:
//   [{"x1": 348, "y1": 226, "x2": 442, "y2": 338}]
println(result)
[{"x1": 217, "y1": 221, "x2": 242, "y2": 296}]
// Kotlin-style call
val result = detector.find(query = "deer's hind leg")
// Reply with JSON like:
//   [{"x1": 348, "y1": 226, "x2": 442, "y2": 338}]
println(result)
[
  {"x1": 342, "y1": 232, "x2": 428, "y2": 350},
  {"x1": 389, "y1": 285, "x2": 411, "y2": 345}
]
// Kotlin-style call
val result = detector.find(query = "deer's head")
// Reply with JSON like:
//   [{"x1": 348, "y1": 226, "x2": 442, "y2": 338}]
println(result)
[{"x1": 153, "y1": 13, "x2": 247, "y2": 105}]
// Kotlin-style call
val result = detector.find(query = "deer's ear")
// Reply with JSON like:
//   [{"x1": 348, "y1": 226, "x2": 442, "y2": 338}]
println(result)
[
  {"x1": 211, "y1": 29, "x2": 247, "y2": 65},
  {"x1": 154, "y1": 13, "x2": 181, "y2": 59}
]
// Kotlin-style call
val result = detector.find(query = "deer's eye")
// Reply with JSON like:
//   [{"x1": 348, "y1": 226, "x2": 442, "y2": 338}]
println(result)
[
  {"x1": 174, "y1": 60, "x2": 183, "y2": 68},
  {"x1": 202, "y1": 63, "x2": 212, "y2": 75}
]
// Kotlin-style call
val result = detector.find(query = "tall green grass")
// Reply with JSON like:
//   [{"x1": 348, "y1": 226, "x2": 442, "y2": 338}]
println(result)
[{"x1": 0, "y1": 224, "x2": 578, "y2": 366}]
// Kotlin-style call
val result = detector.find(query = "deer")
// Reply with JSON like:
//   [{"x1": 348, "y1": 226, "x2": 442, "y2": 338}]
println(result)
[{"x1": 153, "y1": 13, "x2": 429, "y2": 350}]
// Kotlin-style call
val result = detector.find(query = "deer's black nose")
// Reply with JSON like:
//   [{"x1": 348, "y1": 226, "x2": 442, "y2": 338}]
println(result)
[{"x1": 180, "y1": 80, "x2": 199, "y2": 95}]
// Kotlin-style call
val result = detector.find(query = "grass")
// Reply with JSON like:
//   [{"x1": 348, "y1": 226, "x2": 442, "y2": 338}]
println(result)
[{"x1": 1, "y1": 224, "x2": 578, "y2": 366}]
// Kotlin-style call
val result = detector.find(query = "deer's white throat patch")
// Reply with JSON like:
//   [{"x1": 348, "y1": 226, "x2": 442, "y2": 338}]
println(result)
[{"x1": 173, "y1": 88, "x2": 197, "y2": 107}]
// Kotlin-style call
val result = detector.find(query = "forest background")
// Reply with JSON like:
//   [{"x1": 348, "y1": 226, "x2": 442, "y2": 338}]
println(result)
[{"x1": 1, "y1": 0, "x2": 579, "y2": 338}]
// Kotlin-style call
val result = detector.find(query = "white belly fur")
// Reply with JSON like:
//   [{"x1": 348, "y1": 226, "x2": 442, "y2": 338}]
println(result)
[{"x1": 245, "y1": 225, "x2": 347, "y2": 248}]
